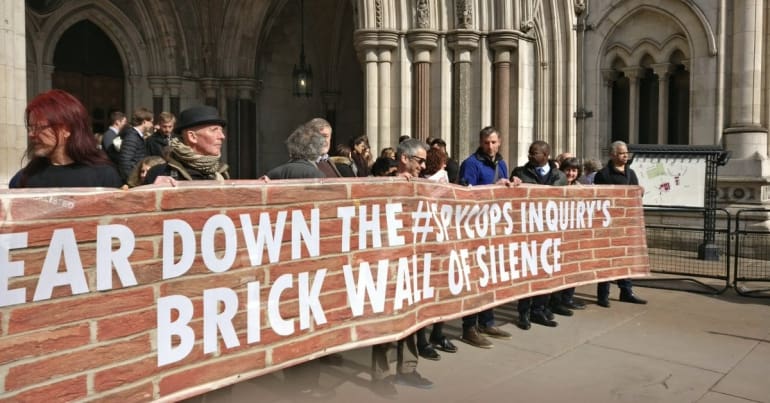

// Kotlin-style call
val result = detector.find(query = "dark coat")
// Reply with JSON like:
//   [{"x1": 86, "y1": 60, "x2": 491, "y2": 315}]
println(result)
[
  {"x1": 594, "y1": 161, "x2": 639, "y2": 185},
  {"x1": 117, "y1": 127, "x2": 146, "y2": 181},
  {"x1": 101, "y1": 127, "x2": 120, "y2": 164},
  {"x1": 511, "y1": 160, "x2": 567, "y2": 186},
  {"x1": 143, "y1": 156, "x2": 230, "y2": 184},
  {"x1": 266, "y1": 159, "x2": 324, "y2": 180},
  {"x1": 145, "y1": 131, "x2": 171, "y2": 157}
]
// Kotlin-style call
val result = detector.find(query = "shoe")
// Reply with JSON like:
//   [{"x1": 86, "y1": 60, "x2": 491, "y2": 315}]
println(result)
[
  {"x1": 371, "y1": 378, "x2": 398, "y2": 398},
  {"x1": 319, "y1": 353, "x2": 344, "y2": 366},
  {"x1": 550, "y1": 303, "x2": 574, "y2": 316},
  {"x1": 619, "y1": 292, "x2": 647, "y2": 304},
  {"x1": 395, "y1": 371, "x2": 433, "y2": 389},
  {"x1": 563, "y1": 299, "x2": 586, "y2": 310},
  {"x1": 544, "y1": 308, "x2": 555, "y2": 321},
  {"x1": 461, "y1": 327, "x2": 494, "y2": 349},
  {"x1": 530, "y1": 312, "x2": 558, "y2": 327},
  {"x1": 478, "y1": 325, "x2": 512, "y2": 340},
  {"x1": 516, "y1": 313, "x2": 531, "y2": 330},
  {"x1": 597, "y1": 298, "x2": 611, "y2": 308},
  {"x1": 298, "y1": 385, "x2": 336, "y2": 400},
  {"x1": 418, "y1": 344, "x2": 441, "y2": 361},
  {"x1": 429, "y1": 336, "x2": 458, "y2": 353}
]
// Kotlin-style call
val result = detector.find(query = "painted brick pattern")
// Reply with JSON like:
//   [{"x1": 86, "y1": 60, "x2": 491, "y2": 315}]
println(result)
[{"x1": 0, "y1": 178, "x2": 649, "y2": 401}]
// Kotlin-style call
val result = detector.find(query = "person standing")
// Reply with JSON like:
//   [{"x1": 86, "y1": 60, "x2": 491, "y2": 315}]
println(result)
[
  {"x1": 370, "y1": 138, "x2": 434, "y2": 398},
  {"x1": 594, "y1": 141, "x2": 648, "y2": 307},
  {"x1": 511, "y1": 140, "x2": 567, "y2": 330},
  {"x1": 264, "y1": 124, "x2": 335, "y2": 399},
  {"x1": 10, "y1": 89, "x2": 122, "y2": 189},
  {"x1": 145, "y1": 112, "x2": 176, "y2": 157},
  {"x1": 456, "y1": 126, "x2": 517, "y2": 348},
  {"x1": 429, "y1": 138, "x2": 459, "y2": 183},
  {"x1": 556, "y1": 157, "x2": 588, "y2": 310},
  {"x1": 101, "y1": 111, "x2": 126, "y2": 164},
  {"x1": 143, "y1": 105, "x2": 229, "y2": 185},
  {"x1": 266, "y1": 124, "x2": 327, "y2": 180},
  {"x1": 117, "y1": 107, "x2": 153, "y2": 181}
]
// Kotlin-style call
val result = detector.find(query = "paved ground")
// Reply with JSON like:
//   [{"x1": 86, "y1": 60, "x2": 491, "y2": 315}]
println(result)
[{"x1": 185, "y1": 282, "x2": 770, "y2": 403}]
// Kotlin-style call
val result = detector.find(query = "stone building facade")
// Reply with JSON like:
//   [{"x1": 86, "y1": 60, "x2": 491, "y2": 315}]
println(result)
[{"x1": 1, "y1": 0, "x2": 768, "y2": 212}]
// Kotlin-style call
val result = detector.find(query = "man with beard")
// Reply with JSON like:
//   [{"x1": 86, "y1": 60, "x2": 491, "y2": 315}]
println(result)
[
  {"x1": 145, "y1": 112, "x2": 176, "y2": 157},
  {"x1": 456, "y1": 126, "x2": 519, "y2": 348}
]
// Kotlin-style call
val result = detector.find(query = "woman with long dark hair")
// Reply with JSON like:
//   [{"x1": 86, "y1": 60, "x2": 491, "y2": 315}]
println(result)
[{"x1": 10, "y1": 89, "x2": 122, "y2": 188}]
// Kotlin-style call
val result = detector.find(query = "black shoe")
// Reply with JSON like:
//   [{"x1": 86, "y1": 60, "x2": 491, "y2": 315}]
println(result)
[
  {"x1": 429, "y1": 336, "x2": 458, "y2": 353},
  {"x1": 619, "y1": 292, "x2": 647, "y2": 304},
  {"x1": 371, "y1": 378, "x2": 398, "y2": 398},
  {"x1": 517, "y1": 313, "x2": 531, "y2": 330},
  {"x1": 418, "y1": 344, "x2": 441, "y2": 361},
  {"x1": 544, "y1": 308, "x2": 555, "y2": 321},
  {"x1": 563, "y1": 299, "x2": 586, "y2": 310},
  {"x1": 530, "y1": 312, "x2": 558, "y2": 327},
  {"x1": 597, "y1": 298, "x2": 611, "y2": 308},
  {"x1": 550, "y1": 303, "x2": 574, "y2": 316},
  {"x1": 395, "y1": 371, "x2": 433, "y2": 389}
]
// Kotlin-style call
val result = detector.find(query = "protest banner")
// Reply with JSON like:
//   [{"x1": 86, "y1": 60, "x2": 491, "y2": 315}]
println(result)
[{"x1": 0, "y1": 178, "x2": 649, "y2": 401}]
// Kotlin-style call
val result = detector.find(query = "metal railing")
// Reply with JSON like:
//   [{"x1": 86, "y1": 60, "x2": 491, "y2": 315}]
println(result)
[
  {"x1": 640, "y1": 206, "x2": 732, "y2": 294},
  {"x1": 733, "y1": 209, "x2": 770, "y2": 297}
]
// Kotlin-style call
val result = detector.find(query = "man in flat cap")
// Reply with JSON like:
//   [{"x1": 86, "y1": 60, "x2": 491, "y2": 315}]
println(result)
[{"x1": 143, "y1": 105, "x2": 229, "y2": 185}]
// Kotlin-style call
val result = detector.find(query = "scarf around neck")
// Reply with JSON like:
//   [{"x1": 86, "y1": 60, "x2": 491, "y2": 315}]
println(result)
[{"x1": 169, "y1": 137, "x2": 228, "y2": 181}]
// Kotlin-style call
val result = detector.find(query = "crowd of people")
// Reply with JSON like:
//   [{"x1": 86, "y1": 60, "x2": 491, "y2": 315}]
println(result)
[{"x1": 10, "y1": 89, "x2": 647, "y2": 399}]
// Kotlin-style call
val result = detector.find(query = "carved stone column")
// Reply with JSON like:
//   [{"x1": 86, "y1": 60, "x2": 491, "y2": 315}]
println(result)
[
  {"x1": 724, "y1": 0, "x2": 768, "y2": 170},
  {"x1": 147, "y1": 76, "x2": 165, "y2": 116},
  {"x1": 354, "y1": 31, "x2": 381, "y2": 153},
  {"x1": 601, "y1": 69, "x2": 620, "y2": 154},
  {"x1": 621, "y1": 67, "x2": 645, "y2": 144},
  {"x1": 0, "y1": 0, "x2": 26, "y2": 186},
  {"x1": 651, "y1": 63, "x2": 673, "y2": 145},
  {"x1": 489, "y1": 31, "x2": 518, "y2": 161},
  {"x1": 322, "y1": 91, "x2": 340, "y2": 141},
  {"x1": 447, "y1": 30, "x2": 480, "y2": 160},
  {"x1": 354, "y1": 30, "x2": 398, "y2": 155},
  {"x1": 41, "y1": 64, "x2": 55, "y2": 93},
  {"x1": 407, "y1": 30, "x2": 439, "y2": 142},
  {"x1": 234, "y1": 79, "x2": 257, "y2": 179},
  {"x1": 200, "y1": 78, "x2": 219, "y2": 108},
  {"x1": 166, "y1": 76, "x2": 182, "y2": 116}
]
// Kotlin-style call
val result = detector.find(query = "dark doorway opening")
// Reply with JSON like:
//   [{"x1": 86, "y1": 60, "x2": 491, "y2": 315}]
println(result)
[{"x1": 52, "y1": 20, "x2": 124, "y2": 134}]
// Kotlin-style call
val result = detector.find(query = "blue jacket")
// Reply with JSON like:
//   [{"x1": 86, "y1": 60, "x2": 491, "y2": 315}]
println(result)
[{"x1": 458, "y1": 148, "x2": 508, "y2": 186}]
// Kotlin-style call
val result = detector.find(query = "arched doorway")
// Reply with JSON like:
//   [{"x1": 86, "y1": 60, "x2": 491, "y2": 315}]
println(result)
[{"x1": 52, "y1": 20, "x2": 124, "y2": 134}]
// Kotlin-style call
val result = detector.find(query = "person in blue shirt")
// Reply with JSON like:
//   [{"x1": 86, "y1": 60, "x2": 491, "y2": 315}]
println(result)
[{"x1": 457, "y1": 126, "x2": 520, "y2": 349}]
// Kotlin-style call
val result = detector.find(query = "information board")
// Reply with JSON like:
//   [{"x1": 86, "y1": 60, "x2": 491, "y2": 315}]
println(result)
[{"x1": 632, "y1": 155, "x2": 706, "y2": 207}]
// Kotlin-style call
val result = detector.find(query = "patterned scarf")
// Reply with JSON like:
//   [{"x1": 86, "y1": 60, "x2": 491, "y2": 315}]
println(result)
[{"x1": 169, "y1": 137, "x2": 228, "y2": 181}]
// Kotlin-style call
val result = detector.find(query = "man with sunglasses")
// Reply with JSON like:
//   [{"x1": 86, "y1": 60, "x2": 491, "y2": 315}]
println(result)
[
  {"x1": 456, "y1": 126, "x2": 519, "y2": 349},
  {"x1": 370, "y1": 138, "x2": 434, "y2": 397}
]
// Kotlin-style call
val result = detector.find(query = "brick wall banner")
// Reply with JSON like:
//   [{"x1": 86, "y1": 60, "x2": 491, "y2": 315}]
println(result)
[{"x1": 0, "y1": 178, "x2": 649, "y2": 402}]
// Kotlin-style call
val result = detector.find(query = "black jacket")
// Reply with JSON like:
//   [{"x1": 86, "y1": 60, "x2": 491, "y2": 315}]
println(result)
[
  {"x1": 117, "y1": 127, "x2": 146, "y2": 180},
  {"x1": 145, "y1": 131, "x2": 171, "y2": 157},
  {"x1": 511, "y1": 160, "x2": 567, "y2": 186},
  {"x1": 594, "y1": 161, "x2": 638, "y2": 185}
]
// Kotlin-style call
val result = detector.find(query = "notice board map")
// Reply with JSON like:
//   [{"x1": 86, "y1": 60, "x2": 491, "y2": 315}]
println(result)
[{"x1": 632, "y1": 155, "x2": 706, "y2": 207}]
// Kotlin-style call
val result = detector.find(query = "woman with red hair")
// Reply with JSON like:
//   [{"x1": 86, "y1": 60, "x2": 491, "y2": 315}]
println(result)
[{"x1": 10, "y1": 89, "x2": 122, "y2": 188}]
